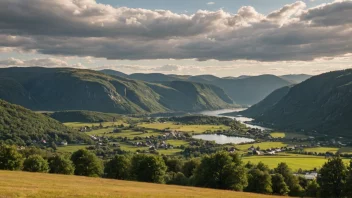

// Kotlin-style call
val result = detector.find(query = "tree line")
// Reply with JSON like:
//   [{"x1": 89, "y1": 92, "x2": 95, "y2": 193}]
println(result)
[{"x1": 1, "y1": 144, "x2": 352, "y2": 197}]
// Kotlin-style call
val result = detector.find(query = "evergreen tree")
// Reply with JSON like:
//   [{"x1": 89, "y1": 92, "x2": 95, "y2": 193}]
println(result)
[{"x1": 274, "y1": 162, "x2": 303, "y2": 196}]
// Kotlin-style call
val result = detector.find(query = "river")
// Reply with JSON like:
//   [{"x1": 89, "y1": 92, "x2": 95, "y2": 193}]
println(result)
[{"x1": 197, "y1": 108, "x2": 270, "y2": 131}]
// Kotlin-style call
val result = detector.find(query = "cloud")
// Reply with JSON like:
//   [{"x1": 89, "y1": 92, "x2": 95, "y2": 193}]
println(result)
[
  {"x1": 0, "y1": 0, "x2": 351, "y2": 62},
  {"x1": 207, "y1": 2, "x2": 215, "y2": 5},
  {"x1": 0, "y1": 57, "x2": 80, "y2": 68}
]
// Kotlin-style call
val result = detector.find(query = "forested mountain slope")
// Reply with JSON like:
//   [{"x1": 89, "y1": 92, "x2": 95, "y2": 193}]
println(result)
[
  {"x1": 0, "y1": 67, "x2": 234, "y2": 114},
  {"x1": 252, "y1": 69, "x2": 352, "y2": 137},
  {"x1": 0, "y1": 99, "x2": 90, "y2": 145}
]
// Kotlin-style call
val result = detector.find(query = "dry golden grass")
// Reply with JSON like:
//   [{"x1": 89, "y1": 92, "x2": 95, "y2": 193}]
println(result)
[{"x1": 0, "y1": 171, "x2": 281, "y2": 198}]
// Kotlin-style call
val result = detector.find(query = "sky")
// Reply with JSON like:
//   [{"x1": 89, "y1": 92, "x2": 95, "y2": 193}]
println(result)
[{"x1": 0, "y1": 0, "x2": 351, "y2": 77}]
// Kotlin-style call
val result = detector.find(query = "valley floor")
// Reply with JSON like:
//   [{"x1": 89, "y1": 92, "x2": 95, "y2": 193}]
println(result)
[{"x1": 0, "y1": 171, "x2": 281, "y2": 198}]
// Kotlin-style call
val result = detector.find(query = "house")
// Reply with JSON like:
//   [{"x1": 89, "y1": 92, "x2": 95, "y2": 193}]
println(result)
[{"x1": 61, "y1": 141, "x2": 68, "y2": 146}]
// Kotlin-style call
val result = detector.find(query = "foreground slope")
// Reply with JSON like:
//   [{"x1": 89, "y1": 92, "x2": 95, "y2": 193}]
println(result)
[
  {"x1": 0, "y1": 67, "x2": 234, "y2": 114},
  {"x1": 0, "y1": 99, "x2": 89, "y2": 145},
  {"x1": 253, "y1": 69, "x2": 352, "y2": 137},
  {"x1": 0, "y1": 171, "x2": 280, "y2": 198}
]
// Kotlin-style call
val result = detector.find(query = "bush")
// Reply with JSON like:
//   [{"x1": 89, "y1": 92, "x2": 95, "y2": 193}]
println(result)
[
  {"x1": 23, "y1": 155, "x2": 49, "y2": 173},
  {"x1": 48, "y1": 155, "x2": 75, "y2": 175},
  {"x1": 71, "y1": 149, "x2": 103, "y2": 177},
  {"x1": 0, "y1": 145, "x2": 23, "y2": 170}
]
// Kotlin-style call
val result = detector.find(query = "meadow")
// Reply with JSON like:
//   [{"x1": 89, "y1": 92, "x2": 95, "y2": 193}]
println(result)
[
  {"x1": 139, "y1": 122, "x2": 230, "y2": 133},
  {"x1": 270, "y1": 132, "x2": 308, "y2": 139},
  {"x1": 243, "y1": 154, "x2": 351, "y2": 171},
  {"x1": 0, "y1": 171, "x2": 281, "y2": 198}
]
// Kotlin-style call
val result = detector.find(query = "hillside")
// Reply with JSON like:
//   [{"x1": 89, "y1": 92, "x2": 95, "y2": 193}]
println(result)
[
  {"x1": 224, "y1": 86, "x2": 292, "y2": 117},
  {"x1": 0, "y1": 99, "x2": 90, "y2": 145},
  {"x1": 99, "y1": 69, "x2": 129, "y2": 78},
  {"x1": 103, "y1": 70, "x2": 294, "y2": 105},
  {"x1": 252, "y1": 69, "x2": 352, "y2": 137},
  {"x1": 0, "y1": 67, "x2": 234, "y2": 114},
  {"x1": 49, "y1": 110, "x2": 126, "y2": 123},
  {"x1": 0, "y1": 171, "x2": 280, "y2": 198},
  {"x1": 203, "y1": 75, "x2": 293, "y2": 105},
  {"x1": 280, "y1": 74, "x2": 312, "y2": 84}
]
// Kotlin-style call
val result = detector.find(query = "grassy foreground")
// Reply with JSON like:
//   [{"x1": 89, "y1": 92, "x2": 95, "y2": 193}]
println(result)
[{"x1": 0, "y1": 171, "x2": 281, "y2": 198}]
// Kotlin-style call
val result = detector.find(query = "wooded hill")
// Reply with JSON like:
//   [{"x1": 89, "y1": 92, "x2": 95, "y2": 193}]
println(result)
[
  {"x1": 236, "y1": 69, "x2": 352, "y2": 137},
  {"x1": 0, "y1": 99, "x2": 90, "y2": 145},
  {"x1": 100, "y1": 70, "x2": 300, "y2": 105},
  {"x1": 0, "y1": 67, "x2": 235, "y2": 114}
]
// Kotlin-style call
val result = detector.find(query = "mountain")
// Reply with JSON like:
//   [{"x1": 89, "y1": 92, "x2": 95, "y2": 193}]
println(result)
[
  {"x1": 0, "y1": 67, "x2": 235, "y2": 114},
  {"x1": 99, "y1": 69, "x2": 128, "y2": 78},
  {"x1": 100, "y1": 70, "x2": 294, "y2": 105},
  {"x1": 0, "y1": 99, "x2": 90, "y2": 145},
  {"x1": 195, "y1": 75, "x2": 293, "y2": 105},
  {"x1": 280, "y1": 74, "x2": 312, "y2": 84},
  {"x1": 224, "y1": 86, "x2": 292, "y2": 117},
  {"x1": 252, "y1": 69, "x2": 352, "y2": 137},
  {"x1": 129, "y1": 73, "x2": 181, "y2": 82}
]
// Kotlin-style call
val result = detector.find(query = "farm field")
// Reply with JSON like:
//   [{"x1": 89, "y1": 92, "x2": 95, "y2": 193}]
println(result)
[
  {"x1": 64, "y1": 122, "x2": 124, "y2": 129},
  {"x1": 303, "y1": 147, "x2": 339, "y2": 153},
  {"x1": 0, "y1": 171, "x2": 281, "y2": 198},
  {"x1": 243, "y1": 155, "x2": 351, "y2": 171},
  {"x1": 139, "y1": 122, "x2": 229, "y2": 133},
  {"x1": 270, "y1": 132, "x2": 308, "y2": 139},
  {"x1": 236, "y1": 142, "x2": 288, "y2": 152},
  {"x1": 57, "y1": 145, "x2": 89, "y2": 153}
]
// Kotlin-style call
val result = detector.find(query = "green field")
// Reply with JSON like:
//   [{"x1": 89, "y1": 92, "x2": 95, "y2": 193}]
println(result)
[
  {"x1": 243, "y1": 154, "x2": 351, "y2": 171},
  {"x1": 139, "y1": 122, "x2": 229, "y2": 133},
  {"x1": 303, "y1": 147, "x2": 339, "y2": 153},
  {"x1": 57, "y1": 145, "x2": 90, "y2": 153},
  {"x1": 0, "y1": 171, "x2": 280, "y2": 198},
  {"x1": 64, "y1": 122, "x2": 123, "y2": 129},
  {"x1": 236, "y1": 142, "x2": 288, "y2": 152},
  {"x1": 270, "y1": 132, "x2": 308, "y2": 139}
]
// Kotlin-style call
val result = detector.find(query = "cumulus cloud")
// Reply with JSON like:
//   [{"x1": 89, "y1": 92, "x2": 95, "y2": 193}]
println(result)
[
  {"x1": 0, "y1": 0, "x2": 351, "y2": 61},
  {"x1": 207, "y1": 2, "x2": 215, "y2": 5}
]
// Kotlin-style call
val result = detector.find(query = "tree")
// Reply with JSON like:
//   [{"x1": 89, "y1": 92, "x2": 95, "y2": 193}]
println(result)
[
  {"x1": 245, "y1": 168, "x2": 272, "y2": 194},
  {"x1": 104, "y1": 155, "x2": 131, "y2": 180},
  {"x1": 305, "y1": 180, "x2": 320, "y2": 197},
  {"x1": 48, "y1": 155, "x2": 74, "y2": 175},
  {"x1": 23, "y1": 155, "x2": 49, "y2": 173},
  {"x1": 182, "y1": 158, "x2": 200, "y2": 178},
  {"x1": 0, "y1": 145, "x2": 23, "y2": 170},
  {"x1": 194, "y1": 152, "x2": 248, "y2": 191},
  {"x1": 71, "y1": 149, "x2": 103, "y2": 177},
  {"x1": 165, "y1": 172, "x2": 188, "y2": 186},
  {"x1": 274, "y1": 162, "x2": 303, "y2": 196},
  {"x1": 131, "y1": 154, "x2": 167, "y2": 183},
  {"x1": 271, "y1": 173, "x2": 290, "y2": 195},
  {"x1": 318, "y1": 157, "x2": 347, "y2": 198},
  {"x1": 164, "y1": 158, "x2": 184, "y2": 173},
  {"x1": 345, "y1": 160, "x2": 352, "y2": 197}
]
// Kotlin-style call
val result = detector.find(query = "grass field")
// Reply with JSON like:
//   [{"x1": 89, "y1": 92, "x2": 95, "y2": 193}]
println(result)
[
  {"x1": 0, "y1": 171, "x2": 281, "y2": 198},
  {"x1": 270, "y1": 132, "x2": 308, "y2": 139},
  {"x1": 64, "y1": 122, "x2": 122, "y2": 129},
  {"x1": 236, "y1": 142, "x2": 288, "y2": 152},
  {"x1": 303, "y1": 147, "x2": 339, "y2": 153},
  {"x1": 139, "y1": 122, "x2": 229, "y2": 134},
  {"x1": 243, "y1": 154, "x2": 351, "y2": 171},
  {"x1": 57, "y1": 145, "x2": 89, "y2": 153}
]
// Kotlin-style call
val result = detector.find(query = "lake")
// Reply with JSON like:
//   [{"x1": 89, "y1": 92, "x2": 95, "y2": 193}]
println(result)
[{"x1": 192, "y1": 134, "x2": 254, "y2": 144}]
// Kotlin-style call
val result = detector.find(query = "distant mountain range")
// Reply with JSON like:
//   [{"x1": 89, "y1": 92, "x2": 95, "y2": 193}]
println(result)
[
  {"x1": 0, "y1": 67, "x2": 235, "y2": 114},
  {"x1": 100, "y1": 69, "x2": 311, "y2": 105},
  {"x1": 230, "y1": 69, "x2": 352, "y2": 137}
]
